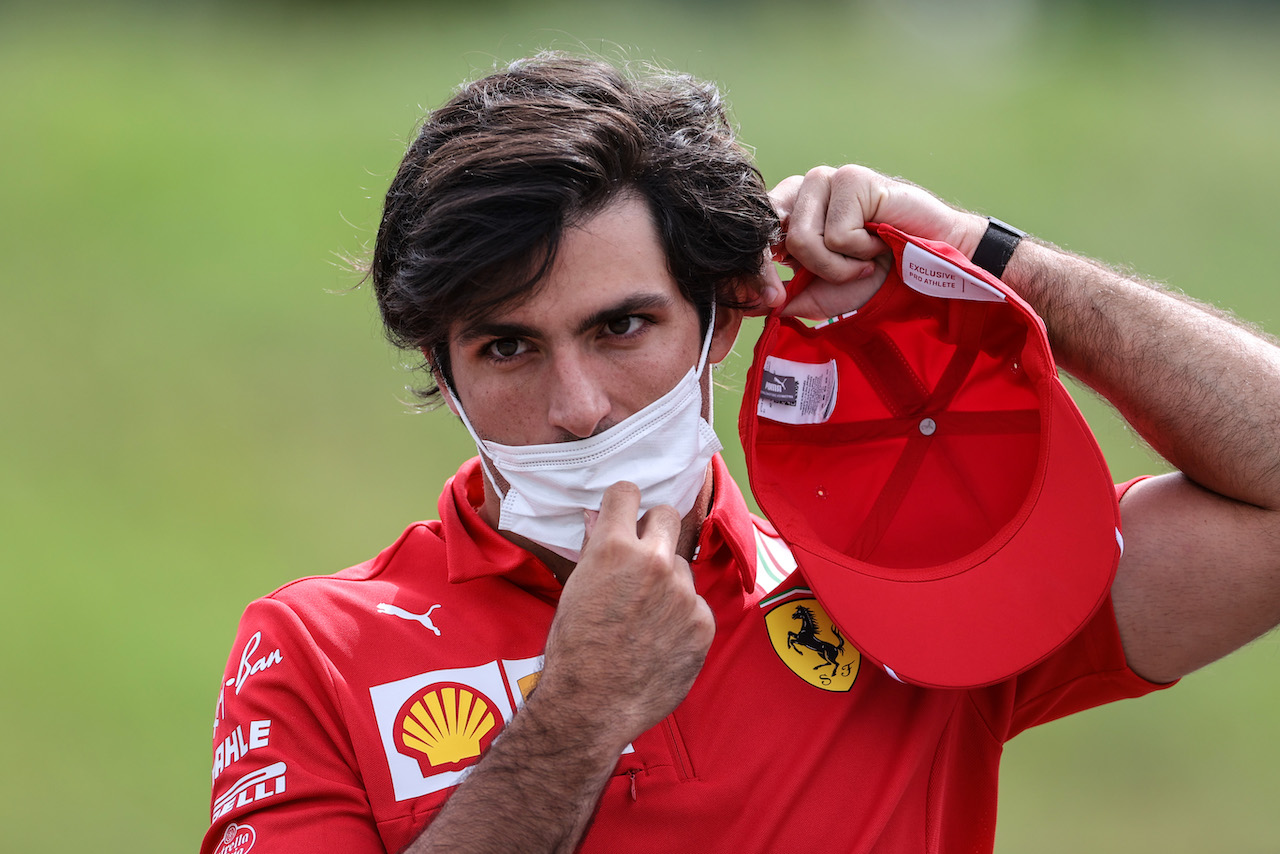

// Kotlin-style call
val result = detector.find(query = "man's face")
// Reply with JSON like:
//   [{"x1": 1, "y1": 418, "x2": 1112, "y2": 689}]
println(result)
[{"x1": 445, "y1": 194, "x2": 739, "y2": 447}]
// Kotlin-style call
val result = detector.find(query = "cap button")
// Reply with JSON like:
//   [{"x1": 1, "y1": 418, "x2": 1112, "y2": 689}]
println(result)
[{"x1": 919, "y1": 417, "x2": 937, "y2": 436}]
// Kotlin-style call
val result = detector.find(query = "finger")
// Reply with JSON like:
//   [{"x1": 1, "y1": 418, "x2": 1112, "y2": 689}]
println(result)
[
  {"x1": 580, "y1": 508, "x2": 601, "y2": 552},
  {"x1": 768, "y1": 174, "x2": 805, "y2": 229},
  {"x1": 783, "y1": 166, "x2": 831, "y2": 257},
  {"x1": 736, "y1": 253, "x2": 787, "y2": 316},
  {"x1": 780, "y1": 260, "x2": 890, "y2": 319},
  {"x1": 667, "y1": 555, "x2": 704, "y2": 606},
  {"x1": 818, "y1": 164, "x2": 892, "y2": 261},
  {"x1": 594, "y1": 481, "x2": 642, "y2": 535},
  {"x1": 785, "y1": 167, "x2": 876, "y2": 284},
  {"x1": 635, "y1": 503, "x2": 681, "y2": 556},
  {"x1": 689, "y1": 578, "x2": 716, "y2": 637},
  {"x1": 672, "y1": 554, "x2": 702, "y2": 586}
]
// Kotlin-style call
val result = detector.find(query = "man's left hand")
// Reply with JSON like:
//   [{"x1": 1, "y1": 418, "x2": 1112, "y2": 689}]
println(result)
[{"x1": 758, "y1": 164, "x2": 986, "y2": 320}]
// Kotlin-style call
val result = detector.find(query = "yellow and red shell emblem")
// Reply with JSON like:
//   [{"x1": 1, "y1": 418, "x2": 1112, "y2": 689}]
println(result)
[{"x1": 393, "y1": 682, "x2": 503, "y2": 774}]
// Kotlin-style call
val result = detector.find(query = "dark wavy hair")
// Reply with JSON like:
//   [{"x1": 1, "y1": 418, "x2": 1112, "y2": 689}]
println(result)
[{"x1": 369, "y1": 52, "x2": 779, "y2": 402}]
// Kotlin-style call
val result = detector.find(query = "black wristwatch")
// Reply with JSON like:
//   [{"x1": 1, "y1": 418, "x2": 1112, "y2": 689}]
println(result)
[{"x1": 971, "y1": 217, "x2": 1026, "y2": 280}]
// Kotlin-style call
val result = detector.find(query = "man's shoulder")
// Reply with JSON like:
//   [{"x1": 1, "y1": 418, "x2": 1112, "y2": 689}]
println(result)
[{"x1": 256, "y1": 520, "x2": 449, "y2": 617}]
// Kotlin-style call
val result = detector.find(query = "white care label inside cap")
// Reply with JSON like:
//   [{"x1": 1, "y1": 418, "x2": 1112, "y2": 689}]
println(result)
[
  {"x1": 902, "y1": 243, "x2": 1006, "y2": 303},
  {"x1": 757, "y1": 356, "x2": 838, "y2": 425}
]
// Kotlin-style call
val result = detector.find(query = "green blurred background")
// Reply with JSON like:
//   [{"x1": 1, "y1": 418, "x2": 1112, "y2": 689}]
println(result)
[{"x1": 3, "y1": 1, "x2": 1279, "y2": 851}]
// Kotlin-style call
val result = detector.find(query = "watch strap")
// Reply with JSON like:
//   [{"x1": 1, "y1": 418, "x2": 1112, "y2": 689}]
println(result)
[{"x1": 971, "y1": 217, "x2": 1026, "y2": 279}]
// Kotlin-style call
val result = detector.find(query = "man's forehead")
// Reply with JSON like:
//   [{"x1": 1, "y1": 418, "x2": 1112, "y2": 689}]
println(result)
[{"x1": 446, "y1": 192, "x2": 706, "y2": 351}]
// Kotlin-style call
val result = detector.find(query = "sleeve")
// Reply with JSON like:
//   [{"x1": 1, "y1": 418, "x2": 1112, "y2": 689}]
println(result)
[
  {"x1": 1000, "y1": 594, "x2": 1172, "y2": 740},
  {"x1": 979, "y1": 478, "x2": 1176, "y2": 743},
  {"x1": 201, "y1": 596, "x2": 387, "y2": 854}
]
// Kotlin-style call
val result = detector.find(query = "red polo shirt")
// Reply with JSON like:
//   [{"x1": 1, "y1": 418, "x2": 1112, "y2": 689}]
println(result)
[{"x1": 202, "y1": 458, "x2": 1165, "y2": 854}]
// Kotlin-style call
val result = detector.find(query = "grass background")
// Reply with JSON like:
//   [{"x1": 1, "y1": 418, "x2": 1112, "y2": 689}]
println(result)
[{"x1": 3, "y1": 1, "x2": 1279, "y2": 850}]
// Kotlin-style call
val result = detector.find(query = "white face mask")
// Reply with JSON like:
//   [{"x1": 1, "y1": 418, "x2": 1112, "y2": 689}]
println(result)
[{"x1": 446, "y1": 306, "x2": 723, "y2": 563}]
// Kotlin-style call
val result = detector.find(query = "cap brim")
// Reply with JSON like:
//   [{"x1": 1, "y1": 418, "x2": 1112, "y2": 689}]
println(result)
[{"x1": 791, "y1": 378, "x2": 1120, "y2": 688}]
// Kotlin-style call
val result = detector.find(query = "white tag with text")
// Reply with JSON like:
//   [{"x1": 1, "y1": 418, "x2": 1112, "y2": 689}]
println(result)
[
  {"x1": 757, "y1": 356, "x2": 838, "y2": 425},
  {"x1": 902, "y1": 243, "x2": 1005, "y2": 303}
]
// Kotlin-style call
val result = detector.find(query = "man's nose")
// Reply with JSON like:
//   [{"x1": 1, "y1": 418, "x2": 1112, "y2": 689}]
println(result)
[{"x1": 546, "y1": 352, "x2": 611, "y2": 440}]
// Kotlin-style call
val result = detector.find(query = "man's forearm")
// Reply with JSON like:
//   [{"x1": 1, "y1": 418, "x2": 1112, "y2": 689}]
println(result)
[
  {"x1": 1004, "y1": 238, "x2": 1280, "y2": 510},
  {"x1": 406, "y1": 695, "x2": 624, "y2": 854}
]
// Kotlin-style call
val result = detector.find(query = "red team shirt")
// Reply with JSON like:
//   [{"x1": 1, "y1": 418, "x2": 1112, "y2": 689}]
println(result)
[{"x1": 203, "y1": 458, "x2": 1165, "y2": 854}]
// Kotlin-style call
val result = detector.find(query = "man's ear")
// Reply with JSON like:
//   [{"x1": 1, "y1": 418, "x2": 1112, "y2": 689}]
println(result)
[
  {"x1": 708, "y1": 303, "x2": 744, "y2": 365},
  {"x1": 422, "y1": 347, "x2": 460, "y2": 416}
]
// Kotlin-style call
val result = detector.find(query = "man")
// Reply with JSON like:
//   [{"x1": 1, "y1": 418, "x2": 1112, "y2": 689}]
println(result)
[{"x1": 203, "y1": 54, "x2": 1280, "y2": 854}]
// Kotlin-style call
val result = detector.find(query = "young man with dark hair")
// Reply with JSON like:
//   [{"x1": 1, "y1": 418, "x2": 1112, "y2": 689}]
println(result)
[{"x1": 203, "y1": 53, "x2": 1280, "y2": 854}]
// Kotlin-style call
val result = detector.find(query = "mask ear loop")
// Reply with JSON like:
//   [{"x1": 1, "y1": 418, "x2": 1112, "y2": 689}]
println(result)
[
  {"x1": 441, "y1": 378, "x2": 511, "y2": 501},
  {"x1": 695, "y1": 302, "x2": 718, "y2": 424},
  {"x1": 696, "y1": 301, "x2": 718, "y2": 373}
]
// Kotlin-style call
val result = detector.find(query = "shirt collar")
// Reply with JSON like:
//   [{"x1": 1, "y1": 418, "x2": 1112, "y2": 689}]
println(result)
[{"x1": 438, "y1": 456, "x2": 759, "y2": 595}]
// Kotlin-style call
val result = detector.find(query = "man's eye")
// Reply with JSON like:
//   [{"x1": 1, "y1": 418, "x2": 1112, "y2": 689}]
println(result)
[
  {"x1": 487, "y1": 338, "x2": 527, "y2": 359},
  {"x1": 604, "y1": 316, "x2": 643, "y2": 336}
]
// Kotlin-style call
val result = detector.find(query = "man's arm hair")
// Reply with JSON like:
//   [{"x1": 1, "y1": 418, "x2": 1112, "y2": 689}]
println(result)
[
  {"x1": 404, "y1": 691, "x2": 622, "y2": 854},
  {"x1": 1004, "y1": 239, "x2": 1280, "y2": 683}
]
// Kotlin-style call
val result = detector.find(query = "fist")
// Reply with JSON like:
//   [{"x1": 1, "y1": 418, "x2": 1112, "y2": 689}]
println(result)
[
  {"x1": 769, "y1": 164, "x2": 987, "y2": 319},
  {"x1": 536, "y1": 482, "x2": 715, "y2": 751}
]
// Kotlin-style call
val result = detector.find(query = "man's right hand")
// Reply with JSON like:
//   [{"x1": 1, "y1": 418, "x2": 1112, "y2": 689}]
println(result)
[
  {"x1": 531, "y1": 481, "x2": 715, "y2": 754},
  {"x1": 409, "y1": 482, "x2": 713, "y2": 854}
]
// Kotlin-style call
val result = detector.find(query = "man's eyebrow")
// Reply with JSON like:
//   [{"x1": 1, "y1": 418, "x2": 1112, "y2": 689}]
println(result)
[
  {"x1": 454, "y1": 320, "x2": 539, "y2": 345},
  {"x1": 574, "y1": 293, "x2": 676, "y2": 335},
  {"x1": 455, "y1": 293, "x2": 679, "y2": 344}
]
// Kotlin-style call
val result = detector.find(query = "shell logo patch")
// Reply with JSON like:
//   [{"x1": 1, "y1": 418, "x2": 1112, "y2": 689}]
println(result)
[
  {"x1": 370, "y1": 657, "x2": 543, "y2": 801},
  {"x1": 394, "y1": 682, "x2": 501, "y2": 774},
  {"x1": 764, "y1": 591, "x2": 860, "y2": 691}
]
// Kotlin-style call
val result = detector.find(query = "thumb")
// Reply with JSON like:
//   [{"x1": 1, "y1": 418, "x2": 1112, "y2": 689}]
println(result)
[{"x1": 580, "y1": 508, "x2": 601, "y2": 552}]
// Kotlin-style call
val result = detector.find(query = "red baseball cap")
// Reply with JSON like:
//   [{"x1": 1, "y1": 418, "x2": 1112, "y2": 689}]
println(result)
[{"x1": 739, "y1": 222, "x2": 1121, "y2": 689}]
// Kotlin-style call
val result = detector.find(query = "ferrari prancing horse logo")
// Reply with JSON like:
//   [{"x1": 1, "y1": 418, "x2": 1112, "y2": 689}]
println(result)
[{"x1": 764, "y1": 594, "x2": 860, "y2": 691}]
